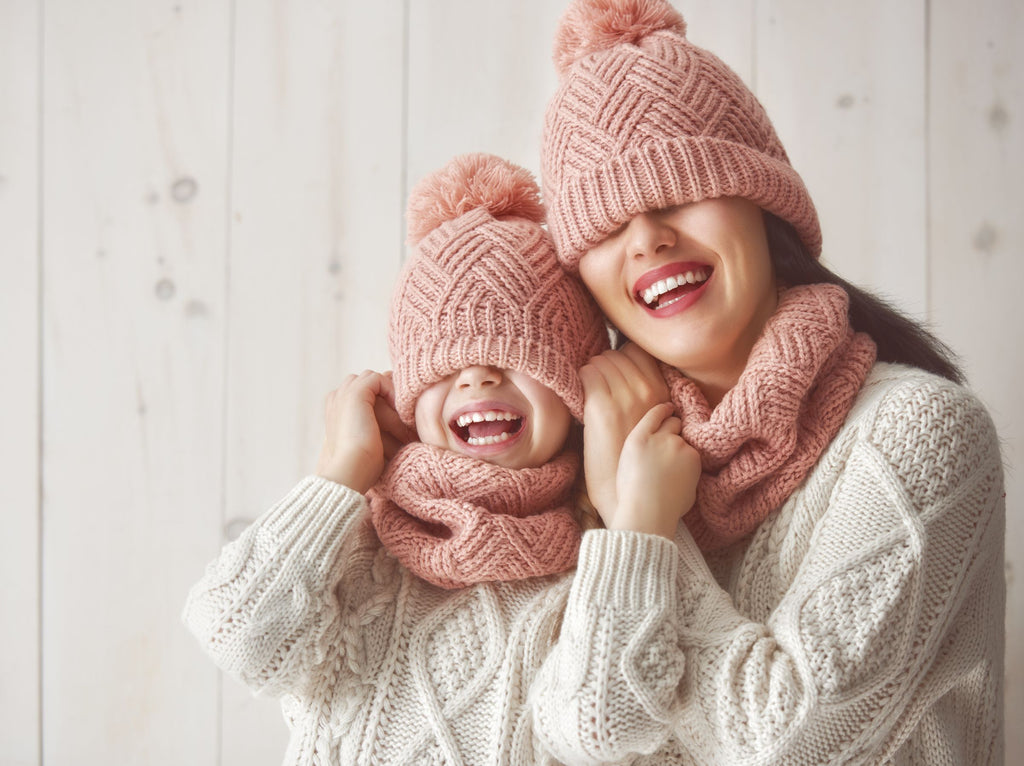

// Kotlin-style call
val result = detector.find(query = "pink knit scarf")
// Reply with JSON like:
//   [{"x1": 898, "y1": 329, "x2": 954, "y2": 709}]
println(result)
[
  {"x1": 368, "y1": 443, "x2": 581, "y2": 589},
  {"x1": 662, "y1": 283, "x2": 877, "y2": 551}
]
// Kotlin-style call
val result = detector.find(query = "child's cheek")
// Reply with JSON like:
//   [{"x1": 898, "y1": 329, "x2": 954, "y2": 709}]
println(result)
[{"x1": 413, "y1": 384, "x2": 450, "y2": 450}]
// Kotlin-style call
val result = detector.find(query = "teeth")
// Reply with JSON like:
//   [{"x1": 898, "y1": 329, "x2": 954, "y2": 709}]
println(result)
[
  {"x1": 467, "y1": 431, "x2": 513, "y2": 446},
  {"x1": 455, "y1": 410, "x2": 519, "y2": 428},
  {"x1": 640, "y1": 268, "x2": 709, "y2": 306}
]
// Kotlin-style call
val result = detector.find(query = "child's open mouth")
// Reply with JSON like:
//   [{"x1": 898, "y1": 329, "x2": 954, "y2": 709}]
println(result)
[{"x1": 450, "y1": 408, "x2": 525, "y2": 447}]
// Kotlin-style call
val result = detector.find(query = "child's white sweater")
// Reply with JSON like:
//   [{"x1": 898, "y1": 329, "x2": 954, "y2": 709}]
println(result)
[{"x1": 184, "y1": 474, "x2": 573, "y2": 764}]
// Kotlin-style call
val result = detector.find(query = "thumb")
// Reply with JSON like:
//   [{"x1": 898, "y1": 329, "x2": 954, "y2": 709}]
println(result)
[{"x1": 628, "y1": 402, "x2": 676, "y2": 440}]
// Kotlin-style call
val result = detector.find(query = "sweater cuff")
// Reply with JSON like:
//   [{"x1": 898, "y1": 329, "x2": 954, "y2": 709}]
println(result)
[
  {"x1": 572, "y1": 529, "x2": 680, "y2": 612},
  {"x1": 258, "y1": 476, "x2": 367, "y2": 574},
  {"x1": 671, "y1": 521, "x2": 721, "y2": 584}
]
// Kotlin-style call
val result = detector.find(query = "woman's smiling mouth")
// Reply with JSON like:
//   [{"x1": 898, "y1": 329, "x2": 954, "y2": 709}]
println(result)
[{"x1": 633, "y1": 262, "x2": 713, "y2": 313}]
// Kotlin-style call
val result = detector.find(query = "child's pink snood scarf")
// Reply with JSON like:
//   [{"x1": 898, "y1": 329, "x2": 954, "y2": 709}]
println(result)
[{"x1": 371, "y1": 153, "x2": 610, "y2": 588}]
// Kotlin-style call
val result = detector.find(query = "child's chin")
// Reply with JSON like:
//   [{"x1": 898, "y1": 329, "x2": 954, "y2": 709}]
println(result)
[{"x1": 456, "y1": 445, "x2": 526, "y2": 469}]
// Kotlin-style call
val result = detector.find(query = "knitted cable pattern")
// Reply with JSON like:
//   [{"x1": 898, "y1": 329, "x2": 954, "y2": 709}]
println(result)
[
  {"x1": 369, "y1": 443, "x2": 582, "y2": 588},
  {"x1": 531, "y1": 363, "x2": 1005, "y2": 764},
  {"x1": 662, "y1": 283, "x2": 877, "y2": 551},
  {"x1": 185, "y1": 478, "x2": 577, "y2": 764},
  {"x1": 541, "y1": 0, "x2": 821, "y2": 269},
  {"x1": 186, "y1": 364, "x2": 1005, "y2": 763}
]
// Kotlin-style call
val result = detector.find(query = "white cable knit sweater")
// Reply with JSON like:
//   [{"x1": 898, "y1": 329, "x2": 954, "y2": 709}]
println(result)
[
  {"x1": 184, "y1": 363, "x2": 1005, "y2": 765},
  {"x1": 531, "y1": 363, "x2": 1005, "y2": 765},
  {"x1": 183, "y1": 473, "x2": 574, "y2": 764}
]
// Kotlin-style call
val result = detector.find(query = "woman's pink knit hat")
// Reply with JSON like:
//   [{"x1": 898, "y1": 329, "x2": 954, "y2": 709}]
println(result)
[
  {"x1": 542, "y1": 0, "x2": 821, "y2": 270},
  {"x1": 389, "y1": 153, "x2": 610, "y2": 425}
]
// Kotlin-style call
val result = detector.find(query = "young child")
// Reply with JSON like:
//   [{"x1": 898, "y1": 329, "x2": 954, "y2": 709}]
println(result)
[{"x1": 183, "y1": 153, "x2": 610, "y2": 764}]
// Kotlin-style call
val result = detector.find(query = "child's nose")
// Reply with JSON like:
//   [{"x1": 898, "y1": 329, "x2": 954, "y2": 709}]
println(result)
[
  {"x1": 455, "y1": 365, "x2": 503, "y2": 389},
  {"x1": 625, "y1": 211, "x2": 675, "y2": 259}
]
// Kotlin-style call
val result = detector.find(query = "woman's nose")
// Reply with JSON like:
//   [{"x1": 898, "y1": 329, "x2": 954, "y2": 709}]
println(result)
[
  {"x1": 455, "y1": 365, "x2": 503, "y2": 389},
  {"x1": 624, "y1": 211, "x2": 675, "y2": 259}
]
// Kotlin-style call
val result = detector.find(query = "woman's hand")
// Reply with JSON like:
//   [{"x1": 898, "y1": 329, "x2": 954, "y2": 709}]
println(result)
[
  {"x1": 314, "y1": 370, "x2": 415, "y2": 494},
  {"x1": 612, "y1": 402, "x2": 700, "y2": 539},
  {"x1": 580, "y1": 343, "x2": 670, "y2": 520}
]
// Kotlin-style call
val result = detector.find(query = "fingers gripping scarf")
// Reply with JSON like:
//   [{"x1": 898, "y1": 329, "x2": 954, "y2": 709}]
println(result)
[
  {"x1": 662, "y1": 284, "x2": 877, "y2": 551},
  {"x1": 369, "y1": 444, "x2": 581, "y2": 589}
]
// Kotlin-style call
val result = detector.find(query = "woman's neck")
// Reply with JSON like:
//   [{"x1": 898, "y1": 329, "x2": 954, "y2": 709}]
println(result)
[
  {"x1": 684, "y1": 287, "x2": 780, "y2": 408},
  {"x1": 682, "y1": 366, "x2": 739, "y2": 409}
]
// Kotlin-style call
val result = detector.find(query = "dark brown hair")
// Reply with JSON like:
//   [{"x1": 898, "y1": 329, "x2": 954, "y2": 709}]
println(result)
[{"x1": 764, "y1": 212, "x2": 964, "y2": 384}]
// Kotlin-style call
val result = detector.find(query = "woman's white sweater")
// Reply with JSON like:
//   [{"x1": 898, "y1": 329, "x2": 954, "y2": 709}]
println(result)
[
  {"x1": 531, "y1": 363, "x2": 1005, "y2": 764},
  {"x1": 184, "y1": 363, "x2": 1005, "y2": 764}
]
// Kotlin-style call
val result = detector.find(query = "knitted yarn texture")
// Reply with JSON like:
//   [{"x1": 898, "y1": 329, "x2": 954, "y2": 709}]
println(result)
[
  {"x1": 663, "y1": 283, "x2": 877, "y2": 550},
  {"x1": 390, "y1": 153, "x2": 609, "y2": 423},
  {"x1": 370, "y1": 443, "x2": 581, "y2": 588},
  {"x1": 184, "y1": 369, "x2": 1004, "y2": 764},
  {"x1": 541, "y1": 0, "x2": 821, "y2": 269},
  {"x1": 184, "y1": 478, "x2": 578, "y2": 764}
]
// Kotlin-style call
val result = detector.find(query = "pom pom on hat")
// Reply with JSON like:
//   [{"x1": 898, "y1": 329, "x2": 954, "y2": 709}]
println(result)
[
  {"x1": 553, "y1": 0, "x2": 686, "y2": 75},
  {"x1": 406, "y1": 153, "x2": 546, "y2": 246}
]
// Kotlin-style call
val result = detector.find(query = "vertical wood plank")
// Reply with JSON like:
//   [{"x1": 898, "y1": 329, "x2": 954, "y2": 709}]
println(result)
[
  {"x1": 0, "y1": 2, "x2": 41, "y2": 764},
  {"x1": 405, "y1": 0, "x2": 566, "y2": 187},
  {"x1": 222, "y1": 2, "x2": 406, "y2": 762},
  {"x1": 928, "y1": 1, "x2": 1024, "y2": 762},
  {"x1": 41, "y1": 1, "x2": 230, "y2": 763},
  {"x1": 756, "y1": 0, "x2": 928, "y2": 318},
  {"x1": 682, "y1": 0, "x2": 755, "y2": 85}
]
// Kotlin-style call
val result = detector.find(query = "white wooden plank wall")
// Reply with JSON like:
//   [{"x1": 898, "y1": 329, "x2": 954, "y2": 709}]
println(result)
[
  {"x1": 929, "y1": 0, "x2": 1024, "y2": 744},
  {"x1": 1, "y1": 3, "x2": 41, "y2": 765},
  {"x1": 38, "y1": 2, "x2": 231, "y2": 763},
  {"x1": 0, "y1": 1, "x2": 1019, "y2": 763}
]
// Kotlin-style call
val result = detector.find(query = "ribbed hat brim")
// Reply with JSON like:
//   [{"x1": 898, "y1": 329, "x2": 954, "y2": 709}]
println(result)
[
  {"x1": 393, "y1": 335, "x2": 601, "y2": 425},
  {"x1": 548, "y1": 136, "x2": 822, "y2": 269}
]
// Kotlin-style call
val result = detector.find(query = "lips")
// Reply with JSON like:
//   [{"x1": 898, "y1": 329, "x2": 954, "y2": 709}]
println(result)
[
  {"x1": 632, "y1": 261, "x2": 712, "y2": 314},
  {"x1": 448, "y1": 402, "x2": 525, "y2": 451}
]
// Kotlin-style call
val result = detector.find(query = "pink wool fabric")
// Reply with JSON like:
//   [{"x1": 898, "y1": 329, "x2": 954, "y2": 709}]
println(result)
[
  {"x1": 369, "y1": 444, "x2": 581, "y2": 589},
  {"x1": 390, "y1": 153, "x2": 610, "y2": 424},
  {"x1": 662, "y1": 284, "x2": 877, "y2": 551},
  {"x1": 541, "y1": 0, "x2": 821, "y2": 269}
]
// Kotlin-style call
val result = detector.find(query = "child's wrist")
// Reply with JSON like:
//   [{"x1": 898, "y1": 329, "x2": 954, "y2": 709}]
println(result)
[
  {"x1": 314, "y1": 456, "x2": 376, "y2": 494},
  {"x1": 607, "y1": 504, "x2": 678, "y2": 539}
]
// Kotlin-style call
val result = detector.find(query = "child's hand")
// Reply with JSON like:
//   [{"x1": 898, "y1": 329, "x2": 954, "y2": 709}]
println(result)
[
  {"x1": 580, "y1": 343, "x2": 670, "y2": 519},
  {"x1": 611, "y1": 403, "x2": 700, "y2": 539},
  {"x1": 314, "y1": 370, "x2": 415, "y2": 494}
]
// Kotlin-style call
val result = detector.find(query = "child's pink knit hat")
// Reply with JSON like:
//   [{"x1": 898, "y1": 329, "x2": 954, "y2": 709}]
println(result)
[
  {"x1": 389, "y1": 153, "x2": 610, "y2": 425},
  {"x1": 542, "y1": 0, "x2": 821, "y2": 270}
]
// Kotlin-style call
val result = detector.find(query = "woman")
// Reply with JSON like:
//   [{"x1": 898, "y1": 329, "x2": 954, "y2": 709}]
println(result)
[{"x1": 528, "y1": 1, "x2": 1006, "y2": 764}]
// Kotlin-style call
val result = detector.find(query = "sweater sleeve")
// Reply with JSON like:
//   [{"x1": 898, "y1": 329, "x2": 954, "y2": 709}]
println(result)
[
  {"x1": 183, "y1": 476, "x2": 381, "y2": 698},
  {"x1": 531, "y1": 373, "x2": 1005, "y2": 765}
]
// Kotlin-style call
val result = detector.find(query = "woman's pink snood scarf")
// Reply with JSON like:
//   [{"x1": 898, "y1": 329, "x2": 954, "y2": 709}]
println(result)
[
  {"x1": 370, "y1": 153, "x2": 610, "y2": 589},
  {"x1": 541, "y1": 1, "x2": 876, "y2": 551}
]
